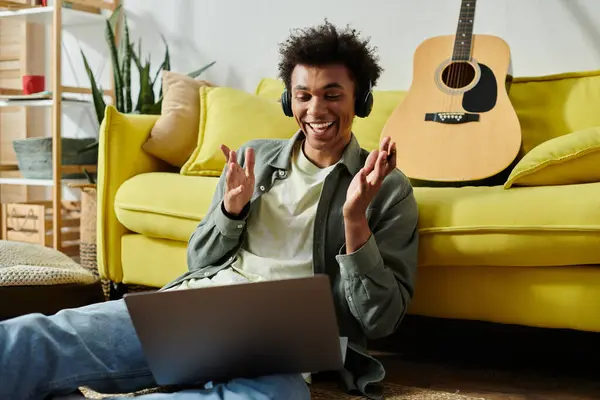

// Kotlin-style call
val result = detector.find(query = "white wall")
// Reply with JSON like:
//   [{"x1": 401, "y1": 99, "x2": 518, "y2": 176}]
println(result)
[
  {"x1": 58, "y1": 0, "x2": 600, "y2": 139},
  {"x1": 117, "y1": 0, "x2": 600, "y2": 93}
]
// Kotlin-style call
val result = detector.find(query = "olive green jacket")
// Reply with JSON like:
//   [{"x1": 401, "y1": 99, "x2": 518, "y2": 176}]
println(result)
[{"x1": 162, "y1": 130, "x2": 420, "y2": 399}]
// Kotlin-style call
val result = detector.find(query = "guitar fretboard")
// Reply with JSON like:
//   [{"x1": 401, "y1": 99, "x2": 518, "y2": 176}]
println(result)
[{"x1": 452, "y1": 0, "x2": 477, "y2": 61}]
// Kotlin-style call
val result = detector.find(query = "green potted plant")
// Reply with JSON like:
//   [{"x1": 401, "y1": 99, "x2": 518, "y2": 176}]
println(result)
[
  {"x1": 79, "y1": 5, "x2": 216, "y2": 152},
  {"x1": 13, "y1": 5, "x2": 215, "y2": 180}
]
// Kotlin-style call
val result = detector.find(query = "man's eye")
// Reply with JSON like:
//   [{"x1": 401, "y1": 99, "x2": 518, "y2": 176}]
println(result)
[
  {"x1": 326, "y1": 94, "x2": 341, "y2": 100},
  {"x1": 295, "y1": 95, "x2": 310, "y2": 101}
]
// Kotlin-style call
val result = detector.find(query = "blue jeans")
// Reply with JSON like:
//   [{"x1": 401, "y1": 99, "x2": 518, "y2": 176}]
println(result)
[{"x1": 0, "y1": 299, "x2": 310, "y2": 400}]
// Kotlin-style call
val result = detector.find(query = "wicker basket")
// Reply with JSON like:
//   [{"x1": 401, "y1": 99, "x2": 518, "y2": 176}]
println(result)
[
  {"x1": 13, "y1": 137, "x2": 98, "y2": 179},
  {"x1": 69, "y1": 183, "x2": 111, "y2": 300}
]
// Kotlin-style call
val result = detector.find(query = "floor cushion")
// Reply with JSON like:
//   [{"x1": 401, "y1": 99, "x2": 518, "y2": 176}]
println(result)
[{"x1": 0, "y1": 240, "x2": 105, "y2": 321}]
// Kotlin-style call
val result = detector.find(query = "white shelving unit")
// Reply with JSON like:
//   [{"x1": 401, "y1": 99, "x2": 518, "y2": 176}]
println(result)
[
  {"x1": 0, "y1": 97, "x2": 92, "y2": 107},
  {"x1": 0, "y1": 176, "x2": 89, "y2": 185},
  {"x1": 0, "y1": 4, "x2": 105, "y2": 25},
  {"x1": 0, "y1": 0, "x2": 119, "y2": 252}
]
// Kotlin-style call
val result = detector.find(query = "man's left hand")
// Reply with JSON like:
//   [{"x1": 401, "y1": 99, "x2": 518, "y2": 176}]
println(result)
[{"x1": 343, "y1": 136, "x2": 396, "y2": 219}]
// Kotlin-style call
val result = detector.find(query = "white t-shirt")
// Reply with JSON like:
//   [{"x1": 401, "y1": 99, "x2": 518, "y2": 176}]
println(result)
[{"x1": 175, "y1": 140, "x2": 337, "y2": 289}]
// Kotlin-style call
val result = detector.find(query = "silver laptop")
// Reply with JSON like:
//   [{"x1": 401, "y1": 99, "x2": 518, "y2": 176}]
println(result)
[{"x1": 123, "y1": 274, "x2": 344, "y2": 386}]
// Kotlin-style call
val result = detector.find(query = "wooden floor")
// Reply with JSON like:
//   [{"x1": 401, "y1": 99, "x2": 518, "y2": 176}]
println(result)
[{"x1": 369, "y1": 316, "x2": 600, "y2": 399}]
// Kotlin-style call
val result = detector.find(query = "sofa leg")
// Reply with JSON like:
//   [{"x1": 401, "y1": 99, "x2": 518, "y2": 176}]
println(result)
[{"x1": 109, "y1": 281, "x2": 128, "y2": 300}]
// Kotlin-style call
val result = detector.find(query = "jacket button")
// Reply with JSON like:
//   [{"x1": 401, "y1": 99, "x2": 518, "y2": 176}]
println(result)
[
  {"x1": 259, "y1": 185, "x2": 266, "y2": 191},
  {"x1": 278, "y1": 170, "x2": 286, "y2": 177},
  {"x1": 237, "y1": 224, "x2": 243, "y2": 229}
]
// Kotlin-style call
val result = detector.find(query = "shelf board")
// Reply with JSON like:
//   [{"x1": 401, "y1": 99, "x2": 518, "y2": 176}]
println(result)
[
  {"x1": 0, "y1": 6, "x2": 106, "y2": 26},
  {"x1": 0, "y1": 177, "x2": 90, "y2": 186},
  {"x1": 0, "y1": 98, "x2": 91, "y2": 107}
]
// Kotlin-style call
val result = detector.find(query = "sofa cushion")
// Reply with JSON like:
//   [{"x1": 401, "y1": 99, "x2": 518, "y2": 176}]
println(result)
[
  {"x1": 114, "y1": 172, "x2": 219, "y2": 242},
  {"x1": 415, "y1": 182, "x2": 600, "y2": 268},
  {"x1": 504, "y1": 126, "x2": 600, "y2": 189},
  {"x1": 510, "y1": 69, "x2": 600, "y2": 157},
  {"x1": 180, "y1": 86, "x2": 299, "y2": 177},
  {"x1": 142, "y1": 71, "x2": 215, "y2": 168},
  {"x1": 115, "y1": 173, "x2": 600, "y2": 270}
]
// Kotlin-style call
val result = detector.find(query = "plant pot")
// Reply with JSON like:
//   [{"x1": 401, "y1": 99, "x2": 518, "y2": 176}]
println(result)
[{"x1": 12, "y1": 137, "x2": 98, "y2": 179}]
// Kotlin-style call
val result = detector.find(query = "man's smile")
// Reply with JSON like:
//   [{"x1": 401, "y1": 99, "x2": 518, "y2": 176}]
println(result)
[{"x1": 305, "y1": 120, "x2": 337, "y2": 135}]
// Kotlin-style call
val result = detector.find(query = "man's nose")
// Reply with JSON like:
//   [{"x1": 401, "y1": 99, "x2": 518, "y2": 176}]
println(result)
[{"x1": 307, "y1": 97, "x2": 327, "y2": 117}]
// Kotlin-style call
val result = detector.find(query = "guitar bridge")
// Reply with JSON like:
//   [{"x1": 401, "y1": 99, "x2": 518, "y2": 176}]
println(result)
[{"x1": 425, "y1": 112, "x2": 479, "y2": 124}]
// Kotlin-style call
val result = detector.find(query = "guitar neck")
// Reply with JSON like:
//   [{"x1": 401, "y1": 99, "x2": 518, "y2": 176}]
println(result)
[{"x1": 452, "y1": 0, "x2": 477, "y2": 61}]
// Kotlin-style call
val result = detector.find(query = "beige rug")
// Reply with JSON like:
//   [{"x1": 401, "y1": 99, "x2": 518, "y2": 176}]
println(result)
[{"x1": 80, "y1": 382, "x2": 485, "y2": 399}]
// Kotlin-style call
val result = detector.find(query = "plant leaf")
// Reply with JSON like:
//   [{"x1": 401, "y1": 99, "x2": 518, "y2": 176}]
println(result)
[
  {"x1": 152, "y1": 34, "x2": 170, "y2": 99},
  {"x1": 187, "y1": 61, "x2": 216, "y2": 78},
  {"x1": 83, "y1": 168, "x2": 96, "y2": 184},
  {"x1": 136, "y1": 61, "x2": 153, "y2": 112},
  {"x1": 105, "y1": 19, "x2": 124, "y2": 112},
  {"x1": 79, "y1": 49, "x2": 106, "y2": 126},
  {"x1": 144, "y1": 96, "x2": 163, "y2": 115},
  {"x1": 130, "y1": 41, "x2": 142, "y2": 72},
  {"x1": 108, "y1": 3, "x2": 122, "y2": 33},
  {"x1": 121, "y1": 16, "x2": 132, "y2": 113}
]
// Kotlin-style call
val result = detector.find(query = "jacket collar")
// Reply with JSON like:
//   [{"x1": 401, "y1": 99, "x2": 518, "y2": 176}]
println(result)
[{"x1": 270, "y1": 129, "x2": 364, "y2": 176}]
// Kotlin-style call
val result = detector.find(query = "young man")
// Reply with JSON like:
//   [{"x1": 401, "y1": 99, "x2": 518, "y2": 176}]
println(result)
[{"x1": 0, "y1": 21, "x2": 418, "y2": 400}]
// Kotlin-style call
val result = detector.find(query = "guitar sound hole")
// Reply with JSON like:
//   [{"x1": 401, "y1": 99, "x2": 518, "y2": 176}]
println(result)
[{"x1": 441, "y1": 62, "x2": 475, "y2": 89}]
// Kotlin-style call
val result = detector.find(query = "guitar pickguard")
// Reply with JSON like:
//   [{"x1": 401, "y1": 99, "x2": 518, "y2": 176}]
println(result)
[{"x1": 462, "y1": 63, "x2": 497, "y2": 112}]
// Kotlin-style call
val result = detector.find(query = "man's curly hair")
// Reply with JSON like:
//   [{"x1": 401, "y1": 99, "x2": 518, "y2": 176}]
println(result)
[{"x1": 278, "y1": 20, "x2": 383, "y2": 96}]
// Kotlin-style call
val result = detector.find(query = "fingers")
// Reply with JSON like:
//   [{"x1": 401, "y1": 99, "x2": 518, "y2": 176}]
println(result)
[
  {"x1": 364, "y1": 150, "x2": 378, "y2": 174},
  {"x1": 371, "y1": 149, "x2": 388, "y2": 185},
  {"x1": 380, "y1": 136, "x2": 391, "y2": 153},
  {"x1": 220, "y1": 144, "x2": 231, "y2": 161},
  {"x1": 245, "y1": 148, "x2": 255, "y2": 181},
  {"x1": 221, "y1": 144, "x2": 237, "y2": 167},
  {"x1": 387, "y1": 141, "x2": 397, "y2": 171},
  {"x1": 359, "y1": 168, "x2": 368, "y2": 192},
  {"x1": 231, "y1": 185, "x2": 244, "y2": 196}
]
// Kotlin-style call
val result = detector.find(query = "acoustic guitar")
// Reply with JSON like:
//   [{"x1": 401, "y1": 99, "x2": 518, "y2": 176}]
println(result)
[{"x1": 382, "y1": 0, "x2": 522, "y2": 183}]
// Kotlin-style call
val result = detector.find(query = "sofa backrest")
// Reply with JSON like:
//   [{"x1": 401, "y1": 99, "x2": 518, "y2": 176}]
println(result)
[{"x1": 255, "y1": 69, "x2": 600, "y2": 158}]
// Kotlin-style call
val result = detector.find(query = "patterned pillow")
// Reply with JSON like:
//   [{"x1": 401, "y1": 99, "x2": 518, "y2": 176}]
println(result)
[{"x1": 0, "y1": 240, "x2": 96, "y2": 286}]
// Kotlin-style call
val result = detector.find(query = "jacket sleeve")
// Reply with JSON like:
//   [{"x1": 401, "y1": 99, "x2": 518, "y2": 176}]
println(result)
[
  {"x1": 186, "y1": 147, "x2": 252, "y2": 272},
  {"x1": 335, "y1": 184, "x2": 419, "y2": 339}
]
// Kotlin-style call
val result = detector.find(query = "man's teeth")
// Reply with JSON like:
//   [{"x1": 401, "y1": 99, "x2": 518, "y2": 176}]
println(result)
[{"x1": 309, "y1": 122, "x2": 334, "y2": 130}]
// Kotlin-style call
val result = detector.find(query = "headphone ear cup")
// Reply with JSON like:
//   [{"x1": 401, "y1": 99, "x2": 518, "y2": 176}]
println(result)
[
  {"x1": 281, "y1": 89, "x2": 294, "y2": 117},
  {"x1": 355, "y1": 89, "x2": 374, "y2": 118}
]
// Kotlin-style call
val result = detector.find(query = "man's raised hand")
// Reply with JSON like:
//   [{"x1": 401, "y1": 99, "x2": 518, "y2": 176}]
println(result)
[
  {"x1": 220, "y1": 144, "x2": 255, "y2": 216},
  {"x1": 343, "y1": 136, "x2": 396, "y2": 219}
]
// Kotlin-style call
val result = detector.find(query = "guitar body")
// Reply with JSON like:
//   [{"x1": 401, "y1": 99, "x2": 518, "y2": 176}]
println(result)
[{"x1": 382, "y1": 34, "x2": 522, "y2": 182}]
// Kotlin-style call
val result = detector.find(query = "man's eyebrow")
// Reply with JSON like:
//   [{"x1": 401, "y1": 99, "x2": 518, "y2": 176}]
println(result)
[{"x1": 293, "y1": 83, "x2": 344, "y2": 91}]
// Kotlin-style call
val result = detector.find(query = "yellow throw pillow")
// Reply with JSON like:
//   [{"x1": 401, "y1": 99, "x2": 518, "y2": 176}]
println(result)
[
  {"x1": 142, "y1": 71, "x2": 215, "y2": 167},
  {"x1": 504, "y1": 126, "x2": 600, "y2": 189},
  {"x1": 509, "y1": 69, "x2": 600, "y2": 157},
  {"x1": 180, "y1": 86, "x2": 299, "y2": 177},
  {"x1": 255, "y1": 77, "x2": 285, "y2": 101}
]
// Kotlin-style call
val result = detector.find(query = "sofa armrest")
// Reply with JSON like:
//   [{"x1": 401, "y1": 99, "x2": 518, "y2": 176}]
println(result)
[{"x1": 97, "y1": 105, "x2": 172, "y2": 284}]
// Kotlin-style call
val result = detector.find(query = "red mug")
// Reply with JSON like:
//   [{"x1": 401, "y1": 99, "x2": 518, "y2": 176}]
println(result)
[{"x1": 22, "y1": 75, "x2": 45, "y2": 95}]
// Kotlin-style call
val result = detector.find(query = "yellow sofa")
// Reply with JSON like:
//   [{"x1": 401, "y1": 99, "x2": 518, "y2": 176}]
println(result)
[{"x1": 97, "y1": 69, "x2": 600, "y2": 333}]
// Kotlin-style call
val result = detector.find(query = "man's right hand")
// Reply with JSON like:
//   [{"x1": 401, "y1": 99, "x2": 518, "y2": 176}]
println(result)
[{"x1": 220, "y1": 144, "x2": 255, "y2": 216}]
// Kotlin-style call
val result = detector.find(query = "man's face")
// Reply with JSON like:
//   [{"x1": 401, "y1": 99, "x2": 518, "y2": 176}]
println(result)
[{"x1": 290, "y1": 63, "x2": 356, "y2": 154}]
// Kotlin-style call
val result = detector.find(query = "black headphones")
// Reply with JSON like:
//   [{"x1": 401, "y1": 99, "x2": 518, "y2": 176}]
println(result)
[{"x1": 281, "y1": 81, "x2": 374, "y2": 118}]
